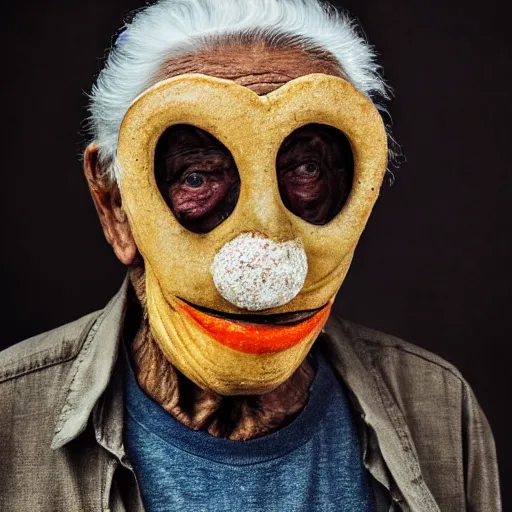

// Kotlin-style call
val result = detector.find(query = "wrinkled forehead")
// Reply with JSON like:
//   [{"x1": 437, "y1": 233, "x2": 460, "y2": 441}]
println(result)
[{"x1": 150, "y1": 42, "x2": 345, "y2": 96}]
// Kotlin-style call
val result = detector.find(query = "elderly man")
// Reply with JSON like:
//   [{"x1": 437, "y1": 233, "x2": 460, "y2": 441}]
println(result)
[{"x1": 0, "y1": 0, "x2": 501, "y2": 511}]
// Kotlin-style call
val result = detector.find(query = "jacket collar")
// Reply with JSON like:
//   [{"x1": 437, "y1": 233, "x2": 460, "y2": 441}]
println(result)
[{"x1": 51, "y1": 278, "x2": 129, "y2": 451}]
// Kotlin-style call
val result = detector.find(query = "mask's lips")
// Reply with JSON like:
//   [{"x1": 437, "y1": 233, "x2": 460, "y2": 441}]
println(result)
[
  {"x1": 176, "y1": 299, "x2": 332, "y2": 354},
  {"x1": 180, "y1": 299, "x2": 324, "y2": 325}
]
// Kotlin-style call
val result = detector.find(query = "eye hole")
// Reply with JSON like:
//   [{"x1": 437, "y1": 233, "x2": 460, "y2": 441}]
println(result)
[
  {"x1": 277, "y1": 123, "x2": 354, "y2": 225},
  {"x1": 154, "y1": 124, "x2": 240, "y2": 234}
]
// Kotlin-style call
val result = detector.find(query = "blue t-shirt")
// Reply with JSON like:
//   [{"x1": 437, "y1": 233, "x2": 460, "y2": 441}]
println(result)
[{"x1": 123, "y1": 347, "x2": 376, "y2": 512}]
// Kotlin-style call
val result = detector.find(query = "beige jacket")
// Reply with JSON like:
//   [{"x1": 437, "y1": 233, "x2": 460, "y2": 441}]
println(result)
[{"x1": 0, "y1": 279, "x2": 501, "y2": 511}]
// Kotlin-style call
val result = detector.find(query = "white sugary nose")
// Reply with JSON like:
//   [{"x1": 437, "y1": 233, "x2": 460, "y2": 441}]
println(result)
[{"x1": 211, "y1": 233, "x2": 308, "y2": 311}]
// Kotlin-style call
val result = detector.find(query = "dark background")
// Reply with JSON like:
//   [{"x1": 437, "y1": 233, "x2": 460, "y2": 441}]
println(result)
[{"x1": 1, "y1": 0, "x2": 510, "y2": 505}]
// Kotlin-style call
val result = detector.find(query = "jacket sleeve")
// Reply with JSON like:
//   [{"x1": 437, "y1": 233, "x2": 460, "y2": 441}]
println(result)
[{"x1": 462, "y1": 381, "x2": 502, "y2": 511}]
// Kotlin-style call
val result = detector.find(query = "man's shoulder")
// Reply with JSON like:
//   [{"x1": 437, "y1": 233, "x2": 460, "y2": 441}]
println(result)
[
  {"x1": 0, "y1": 310, "x2": 111, "y2": 510},
  {"x1": 0, "y1": 311, "x2": 101, "y2": 385},
  {"x1": 327, "y1": 316, "x2": 468, "y2": 398},
  {"x1": 328, "y1": 320, "x2": 500, "y2": 512},
  {"x1": 342, "y1": 318, "x2": 465, "y2": 381}
]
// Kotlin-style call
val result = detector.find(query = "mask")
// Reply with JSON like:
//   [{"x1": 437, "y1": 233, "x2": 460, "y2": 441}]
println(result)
[{"x1": 117, "y1": 73, "x2": 387, "y2": 395}]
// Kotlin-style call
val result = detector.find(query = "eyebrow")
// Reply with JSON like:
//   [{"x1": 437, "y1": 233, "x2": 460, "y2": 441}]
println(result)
[{"x1": 162, "y1": 146, "x2": 229, "y2": 161}]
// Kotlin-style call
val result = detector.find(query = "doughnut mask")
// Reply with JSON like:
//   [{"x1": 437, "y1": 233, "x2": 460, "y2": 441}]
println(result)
[{"x1": 117, "y1": 73, "x2": 387, "y2": 395}]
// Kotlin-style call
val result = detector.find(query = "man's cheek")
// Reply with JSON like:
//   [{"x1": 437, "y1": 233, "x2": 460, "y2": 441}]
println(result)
[
  {"x1": 170, "y1": 183, "x2": 215, "y2": 218},
  {"x1": 283, "y1": 177, "x2": 325, "y2": 202}
]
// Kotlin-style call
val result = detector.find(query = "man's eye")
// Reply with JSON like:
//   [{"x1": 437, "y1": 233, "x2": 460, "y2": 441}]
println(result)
[
  {"x1": 287, "y1": 162, "x2": 321, "y2": 179},
  {"x1": 184, "y1": 173, "x2": 205, "y2": 188},
  {"x1": 301, "y1": 162, "x2": 320, "y2": 175}
]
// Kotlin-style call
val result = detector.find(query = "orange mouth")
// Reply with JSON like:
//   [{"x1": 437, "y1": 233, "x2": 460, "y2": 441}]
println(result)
[{"x1": 177, "y1": 301, "x2": 332, "y2": 354}]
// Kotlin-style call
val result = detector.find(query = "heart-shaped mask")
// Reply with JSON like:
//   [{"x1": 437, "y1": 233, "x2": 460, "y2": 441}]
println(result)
[{"x1": 117, "y1": 73, "x2": 387, "y2": 395}]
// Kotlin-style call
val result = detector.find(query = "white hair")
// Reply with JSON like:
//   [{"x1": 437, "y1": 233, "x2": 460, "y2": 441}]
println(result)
[{"x1": 88, "y1": 0, "x2": 392, "y2": 184}]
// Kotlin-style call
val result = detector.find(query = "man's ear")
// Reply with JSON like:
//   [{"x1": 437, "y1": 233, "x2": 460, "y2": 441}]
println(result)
[{"x1": 84, "y1": 143, "x2": 137, "y2": 265}]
